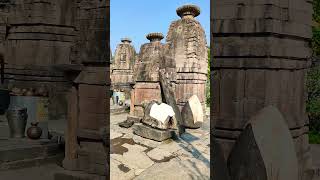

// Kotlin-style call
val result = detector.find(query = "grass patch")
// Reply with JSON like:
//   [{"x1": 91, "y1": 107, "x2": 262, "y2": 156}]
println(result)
[{"x1": 309, "y1": 130, "x2": 320, "y2": 144}]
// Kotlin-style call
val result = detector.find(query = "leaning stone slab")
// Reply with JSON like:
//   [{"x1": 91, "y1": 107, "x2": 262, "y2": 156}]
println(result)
[
  {"x1": 132, "y1": 123, "x2": 173, "y2": 142},
  {"x1": 228, "y1": 106, "x2": 299, "y2": 180},
  {"x1": 181, "y1": 95, "x2": 203, "y2": 129},
  {"x1": 159, "y1": 69, "x2": 185, "y2": 135}
]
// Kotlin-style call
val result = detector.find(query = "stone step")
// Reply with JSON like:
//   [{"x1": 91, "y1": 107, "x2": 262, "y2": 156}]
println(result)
[
  {"x1": 0, "y1": 154, "x2": 64, "y2": 171},
  {"x1": 54, "y1": 169, "x2": 106, "y2": 180},
  {"x1": 0, "y1": 138, "x2": 64, "y2": 170}
]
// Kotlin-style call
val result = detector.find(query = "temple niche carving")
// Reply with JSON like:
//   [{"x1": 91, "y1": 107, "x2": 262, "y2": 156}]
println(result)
[
  {"x1": 166, "y1": 5, "x2": 208, "y2": 114},
  {"x1": 131, "y1": 33, "x2": 164, "y2": 117},
  {"x1": 111, "y1": 38, "x2": 136, "y2": 99}
]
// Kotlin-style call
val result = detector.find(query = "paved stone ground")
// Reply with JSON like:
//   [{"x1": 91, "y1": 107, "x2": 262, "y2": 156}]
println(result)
[{"x1": 110, "y1": 109, "x2": 210, "y2": 180}]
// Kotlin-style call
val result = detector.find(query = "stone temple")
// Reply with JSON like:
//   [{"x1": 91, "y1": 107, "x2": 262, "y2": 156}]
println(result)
[
  {"x1": 111, "y1": 38, "x2": 136, "y2": 101},
  {"x1": 131, "y1": 33, "x2": 164, "y2": 118},
  {"x1": 166, "y1": 4, "x2": 208, "y2": 114}
]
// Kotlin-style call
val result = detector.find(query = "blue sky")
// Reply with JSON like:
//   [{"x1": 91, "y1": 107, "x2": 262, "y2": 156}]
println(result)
[{"x1": 110, "y1": 0, "x2": 210, "y2": 54}]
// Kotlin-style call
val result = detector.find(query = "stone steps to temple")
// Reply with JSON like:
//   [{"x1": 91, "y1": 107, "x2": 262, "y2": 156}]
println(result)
[{"x1": 0, "y1": 138, "x2": 64, "y2": 170}]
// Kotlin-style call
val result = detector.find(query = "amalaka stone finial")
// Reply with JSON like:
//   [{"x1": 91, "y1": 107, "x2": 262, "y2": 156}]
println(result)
[
  {"x1": 121, "y1": 37, "x2": 132, "y2": 44},
  {"x1": 176, "y1": 4, "x2": 200, "y2": 18},
  {"x1": 146, "y1": 33, "x2": 164, "y2": 42}
]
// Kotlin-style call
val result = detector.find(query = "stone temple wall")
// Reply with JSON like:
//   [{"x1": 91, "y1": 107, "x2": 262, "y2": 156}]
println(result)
[
  {"x1": 73, "y1": 0, "x2": 108, "y2": 63},
  {"x1": 212, "y1": 0, "x2": 313, "y2": 179},
  {"x1": 0, "y1": 0, "x2": 109, "y2": 121},
  {"x1": 166, "y1": 5, "x2": 208, "y2": 111},
  {"x1": 0, "y1": 0, "x2": 76, "y2": 120}
]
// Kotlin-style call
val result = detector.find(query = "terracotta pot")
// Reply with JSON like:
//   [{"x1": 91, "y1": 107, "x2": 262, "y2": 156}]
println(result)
[{"x1": 27, "y1": 122, "x2": 42, "y2": 139}]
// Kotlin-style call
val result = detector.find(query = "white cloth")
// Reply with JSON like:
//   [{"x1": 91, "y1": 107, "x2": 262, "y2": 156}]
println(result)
[{"x1": 149, "y1": 103, "x2": 175, "y2": 124}]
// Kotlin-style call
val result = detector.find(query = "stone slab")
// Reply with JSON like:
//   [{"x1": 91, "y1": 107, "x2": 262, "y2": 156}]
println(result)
[
  {"x1": 0, "y1": 138, "x2": 64, "y2": 170},
  {"x1": 228, "y1": 106, "x2": 299, "y2": 180},
  {"x1": 132, "y1": 124, "x2": 173, "y2": 142},
  {"x1": 127, "y1": 115, "x2": 141, "y2": 123},
  {"x1": 118, "y1": 120, "x2": 134, "y2": 128},
  {"x1": 54, "y1": 170, "x2": 106, "y2": 180},
  {"x1": 133, "y1": 158, "x2": 209, "y2": 180}
]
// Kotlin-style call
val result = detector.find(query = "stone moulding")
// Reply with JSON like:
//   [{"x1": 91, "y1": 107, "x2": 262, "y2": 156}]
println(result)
[
  {"x1": 176, "y1": 4, "x2": 201, "y2": 18},
  {"x1": 146, "y1": 32, "x2": 164, "y2": 42}
]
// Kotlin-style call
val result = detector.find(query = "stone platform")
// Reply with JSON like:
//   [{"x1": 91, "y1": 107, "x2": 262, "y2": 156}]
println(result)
[
  {"x1": 0, "y1": 138, "x2": 64, "y2": 170},
  {"x1": 133, "y1": 123, "x2": 174, "y2": 142}
]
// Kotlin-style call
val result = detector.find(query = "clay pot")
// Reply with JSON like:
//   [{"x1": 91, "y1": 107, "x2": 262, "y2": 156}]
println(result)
[{"x1": 27, "y1": 122, "x2": 42, "y2": 139}]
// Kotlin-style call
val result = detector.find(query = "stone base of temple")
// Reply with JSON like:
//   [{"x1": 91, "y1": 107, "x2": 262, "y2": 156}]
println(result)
[{"x1": 132, "y1": 123, "x2": 175, "y2": 142}]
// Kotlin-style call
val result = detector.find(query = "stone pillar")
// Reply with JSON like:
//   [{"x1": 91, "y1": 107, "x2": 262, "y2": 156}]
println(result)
[
  {"x1": 131, "y1": 33, "x2": 164, "y2": 117},
  {"x1": 166, "y1": 4, "x2": 208, "y2": 111},
  {"x1": 212, "y1": 0, "x2": 313, "y2": 179}
]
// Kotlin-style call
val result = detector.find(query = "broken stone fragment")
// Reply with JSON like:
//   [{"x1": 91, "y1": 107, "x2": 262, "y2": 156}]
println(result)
[
  {"x1": 133, "y1": 123, "x2": 173, "y2": 142},
  {"x1": 118, "y1": 120, "x2": 134, "y2": 128},
  {"x1": 228, "y1": 106, "x2": 299, "y2": 180},
  {"x1": 127, "y1": 115, "x2": 141, "y2": 123},
  {"x1": 181, "y1": 95, "x2": 203, "y2": 128},
  {"x1": 142, "y1": 101, "x2": 177, "y2": 130}
]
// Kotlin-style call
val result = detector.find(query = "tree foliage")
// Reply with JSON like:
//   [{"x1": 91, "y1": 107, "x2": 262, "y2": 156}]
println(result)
[{"x1": 308, "y1": 0, "x2": 320, "y2": 137}]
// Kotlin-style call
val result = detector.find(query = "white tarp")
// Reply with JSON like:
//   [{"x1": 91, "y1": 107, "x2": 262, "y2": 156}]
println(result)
[{"x1": 149, "y1": 103, "x2": 175, "y2": 124}]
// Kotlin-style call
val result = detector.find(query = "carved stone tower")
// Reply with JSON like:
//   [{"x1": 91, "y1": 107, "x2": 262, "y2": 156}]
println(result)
[
  {"x1": 131, "y1": 33, "x2": 164, "y2": 117},
  {"x1": 111, "y1": 38, "x2": 136, "y2": 95},
  {"x1": 166, "y1": 4, "x2": 208, "y2": 112}
]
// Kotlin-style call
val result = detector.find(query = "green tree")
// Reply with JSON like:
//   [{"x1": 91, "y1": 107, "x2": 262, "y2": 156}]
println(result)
[{"x1": 308, "y1": 0, "x2": 320, "y2": 143}]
